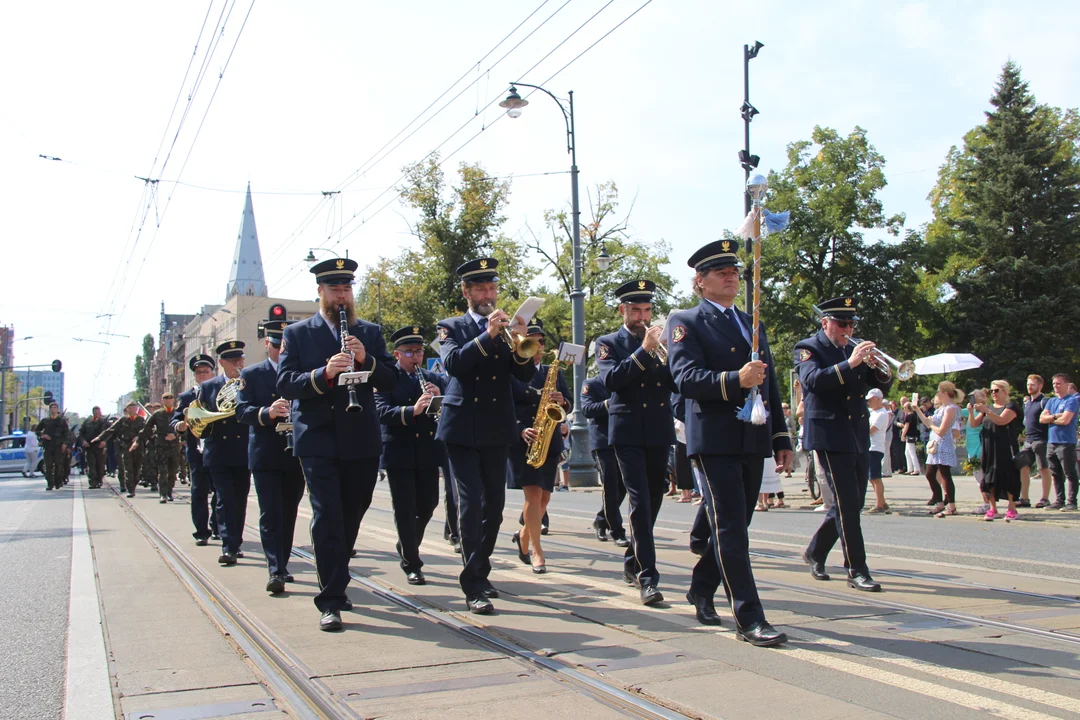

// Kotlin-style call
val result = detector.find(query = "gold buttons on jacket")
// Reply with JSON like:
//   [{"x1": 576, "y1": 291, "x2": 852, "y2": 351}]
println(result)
[
  {"x1": 731, "y1": 347, "x2": 737, "y2": 352},
  {"x1": 660, "y1": 402, "x2": 666, "y2": 407},
  {"x1": 492, "y1": 375, "x2": 497, "y2": 380},
  {"x1": 643, "y1": 403, "x2": 648, "y2": 408}
]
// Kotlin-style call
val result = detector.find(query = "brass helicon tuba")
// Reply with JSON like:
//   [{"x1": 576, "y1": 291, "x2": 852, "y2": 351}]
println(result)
[
  {"x1": 184, "y1": 377, "x2": 245, "y2": 438},
  {"x1": 525, "y1": 353, "x2": 567, "y2": 468}
]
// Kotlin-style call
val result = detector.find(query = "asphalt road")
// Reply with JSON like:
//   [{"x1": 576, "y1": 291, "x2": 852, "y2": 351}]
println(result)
[{"x1": 0, "y1": 475, "x2": 73, "y2": 720}]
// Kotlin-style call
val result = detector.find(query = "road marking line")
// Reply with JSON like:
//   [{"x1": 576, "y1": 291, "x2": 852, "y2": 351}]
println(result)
[{"x1": 63, "y1": 481, "x2": 115, "y2": 720}]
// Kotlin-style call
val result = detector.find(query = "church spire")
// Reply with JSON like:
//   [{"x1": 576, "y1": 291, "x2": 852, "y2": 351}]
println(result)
[{"x1": 226, "y1": 182, "x2": 267, "y2": 298}]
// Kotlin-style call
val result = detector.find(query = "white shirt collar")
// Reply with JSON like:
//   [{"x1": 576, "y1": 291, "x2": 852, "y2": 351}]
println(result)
[
  {"x1": 704, "y1": 298, "x2": 737, "y2": 314},
  {"x1": 268, "y1": 356, "x2": 279, "y2": 372},
  {"x1": 467, "y1": 309, "x2": 487, "y2": 327}
]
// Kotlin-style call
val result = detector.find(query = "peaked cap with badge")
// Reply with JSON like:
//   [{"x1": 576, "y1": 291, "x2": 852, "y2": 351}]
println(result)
[
  {"x1": 614, "y1": 279, "x2": 656, "y2": 304},
  {"x1": 525, "y1": 317, "x2": 545, "y2": 336},
  {"x1": 816, "y1": 296, "x2": 860, "y2": 322},
  {"x1": 311, "y1": 257, "x2": 358, "y2": 285},
  {"x1": 215, "y1": 340, "x2": 245, "y2": 359},
  {"x1": 263, "y1": 320, "x2": 287, "y2": 346},
  {"x1": 456, "y1": 257, "x2": 499, "y2": 284},
  {"x1": 189, "y1": 353, "x2": 215, "y2": 372},
  {"x1": 390, "y1": 325, "x2": 427, "y2": 348},
  {"x1": 687, "y1": 238, "x2": 743, "y2": 272}
]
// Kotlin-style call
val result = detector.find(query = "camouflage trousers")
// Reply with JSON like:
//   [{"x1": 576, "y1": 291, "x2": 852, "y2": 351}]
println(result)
[
  {"x1": 156, "y1": 445, "x2": 183, "y2": 499},
  {"x1": 118, "y1": 448, "x2": 142, "y2": 494}
]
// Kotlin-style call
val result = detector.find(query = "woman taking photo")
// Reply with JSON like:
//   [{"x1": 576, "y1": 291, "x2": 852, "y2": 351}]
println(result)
[
  {"x1": 970, "y1": 380, "x2": 1022, "y2": 521},
  {"x1": 914, "y1": 382, "x2": 963, "y2": 517}
]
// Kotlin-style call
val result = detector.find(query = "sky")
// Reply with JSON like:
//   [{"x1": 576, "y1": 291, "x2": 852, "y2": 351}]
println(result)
[{"x1": 2, "y1": 0, "x2": 1078, "y2": 412}]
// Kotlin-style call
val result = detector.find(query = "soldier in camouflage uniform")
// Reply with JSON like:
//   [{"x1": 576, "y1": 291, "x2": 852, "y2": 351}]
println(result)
[
  {"x1": 95, "y1": 402, "x2": 145, "y2": 497},
  {"x1": 135, "y1": 393, "x2": 184, "y2": 503},
  {"x1": 139, "y1": 402, "x2": 161, "y2": 490},
  {"x1": 79, "y1": 406, "x2": 110, "y2": 489},
  {"x1": 35, "y1": 403, "x2": 70, "y2": 491},
  {"x1": 61, "y1": 422, "x2": 76, "y2": 484}
]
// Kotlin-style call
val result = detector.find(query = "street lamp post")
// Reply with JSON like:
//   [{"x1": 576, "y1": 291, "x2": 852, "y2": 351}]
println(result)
[
  {"x1": 739, "y1": 40, "x2": 764, "y2": 308},
  {"x1": 500, "y1": 83, "x2": 596, "y2": 487}
]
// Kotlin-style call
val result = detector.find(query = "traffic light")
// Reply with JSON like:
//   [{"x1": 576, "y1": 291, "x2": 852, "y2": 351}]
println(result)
[
  {"x1": 43, "y1": 391, "x2": 54, "y2": 404},
  {"x1": 268, "y1": 304, "x2": 287, "y2": 321},
  {"x1": 51, "y1": 359, "x2": 62, "y2": 372}
]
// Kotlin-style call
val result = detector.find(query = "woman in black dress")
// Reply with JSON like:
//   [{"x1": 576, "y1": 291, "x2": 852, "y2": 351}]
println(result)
[{"x1": 971, "y1": 379, "x2": 1021, "y2": 521}]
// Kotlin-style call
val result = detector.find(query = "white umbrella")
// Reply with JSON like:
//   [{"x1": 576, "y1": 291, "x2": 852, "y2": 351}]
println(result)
[{"x1": 914, "y1": 353, "x2": 983, "y2": 376}]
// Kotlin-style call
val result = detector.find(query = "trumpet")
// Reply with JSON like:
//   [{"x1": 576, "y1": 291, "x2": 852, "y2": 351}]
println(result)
[
  {"x1": 492, "y1": 312, "x2": 541, "y2": 359},
  {"x1": 849, "y1": 337, "x2": 915, "y2": 381},
  {"x1": 646, "y1": 322, "x2": 668, "y2": 363}
]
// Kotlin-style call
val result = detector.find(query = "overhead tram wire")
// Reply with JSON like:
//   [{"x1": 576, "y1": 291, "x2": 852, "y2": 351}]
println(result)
[
  {"x1": 90, "y1": 1, "x2": 257, "y2": 396},
  {"x1": 110, "y1": 0, "x2": 257, "y2": 330},
  {"x1": 260, "y1": 0, "x2": 576, "y2": 275},
  {"x1": 269, "y1": 0, "x2": 650, "y2": 291}
]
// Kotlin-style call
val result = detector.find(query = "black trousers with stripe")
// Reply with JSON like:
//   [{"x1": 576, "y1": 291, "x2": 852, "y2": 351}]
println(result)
[
  {"x1": 592, "y1": 448, "x2": 627, "y2": 539},
  {"x1": 806, "y1": 450, "x2": 870, "y2": 576},
  {"x1": 612, "y1": 444, "x2": 668, "y2": 586},
  {"x1": 690, "y1": 454, "x2": 765, "y2": 629},
  {"x1": 445, "y1": 443, "x2": 507, "y2": 598}
]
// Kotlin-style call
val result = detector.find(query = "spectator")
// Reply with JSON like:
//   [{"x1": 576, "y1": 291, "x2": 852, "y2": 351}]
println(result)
[
  {"x1": 23, "y1": 430, "x2": 39, "y2": 478},
  {"x1": 971, "y1": 380, "x2": 1021, "y2": 521},
  {"x1": 965, "y1": 389, "x2": 989, "y2": 514},
  {"x1": 901, "y1": 399, "x2": 923, "y2": 478},
  {"x1": 881, "y1": 400, "x2": 894, "y2": 477},
  {"x1": 914, "y1": 382, "x2": 963, "y2": 517},
  {"x1": 782, "y1": 403, "x2": 797, "y2": 477},
  {"x1": 1040, "y1": 373, "x2": 1078, "y2": 510},
  {"x1": 865, "y1": 389, "x2": 890, "y2": 513},
  {"x1": 889, "y1": 400, "x2": 906, "y2": 475},
  {"x1": 1022, "y1": 374, "x2": 1051, "y2": 508}
]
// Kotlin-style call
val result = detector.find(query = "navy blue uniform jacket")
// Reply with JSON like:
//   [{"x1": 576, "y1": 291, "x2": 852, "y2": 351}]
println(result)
[
  {"x1": 374, "y1": 363, "x2": 447, "y2": 470},
  {"x1": 198, "y1": 375, "x2": 250, "y2": 469},
  {"x1": 170, "y1": 386, "x2": 203, "y2": 469},
  {"x1": 276, "y1": 311, "x2": 398, "y2": 459},
  {"x1": 435, "y1": 315, "x2": 536, "y2": 447},
  {"x1": 795, "y1": 330, "x2": 892, "y2": 453},
  {"x1": 236, "y1": 359, "x2": 293, "y2": 471},
  {"x1": 580, "y1": 376, "x2": 611, "y2": 451},
  {"x1": 595, "y1": 326, "x2": 677, "y2": 447},
  {"x1": 512, "y1": 363, "x2": 572, "y2": 458},
  {"x1": 668, "y1": 300, "x2": 791, "y2": 457}
]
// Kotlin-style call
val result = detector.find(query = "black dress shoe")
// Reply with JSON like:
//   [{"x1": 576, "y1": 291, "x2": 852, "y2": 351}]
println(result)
[
  {"x1": 453, "y1": 541, "x2": 462, "y2": 554},
  {"x1": 689, "y1": 540, "x2": 708, "y2": 557},
  {"x1": 481, "y1": 585, "x2": 499, "y2": 599},
  {"x1": 407, "y1": 571, "x2": 426, "y2": 585},
  {"x1": 736, "y1": 620, "x2": 787, "y2": 647},
  {"x1": 218, "y1": 552, "x2": 237, "y2": 566},
  {"x1": 195, "y1": 538, "x2": 209, "y2": 546},
  {"x1": 847, "y1": 573, "x2": 882, "y2": 592},
  {"x1": 592, "y1": 520, "x2": 608, "y2": 542},
  {"x1": 622, "y1": 571, "x2": 640, "y2": 587},
  {"x1": 686, "y1": 590, "x2": 722, "y2": 626},
  {"x1": 640, "y1": 584, "x2": 664, "y2": 606},
  {"x1": 342, "y1": 598, "x2": 354, "y2": 611},
  {"x1": 266, "y1": 575, "x2": 285, "y2": 594},
  {"x1": 802, "y1": 550, "x2": 830, "y2": 581},
  {"x1": 613, "y1": 536, "x2": 630, "y2": 548},
  {"x1": 211, "y1": 534, "x2": 221, "y2": 541},
  {"x1": 511, "y1": 532, "x2": 530, "y2": 565},
  {"x1": 235, "y1": 551, "x2": 245, "y2": 559},
  {"x1": 349, "y1": 548, "x2": 358, "y2": 558},
  {"x1": 283, "y1": 573, "x2": 295, "y2": 583},
  {"x1": 468, "y1": 596, "x2": 494, "y2": 614},
  {"x1": 319, "y1": 610, "x2": 343, "y2": 632},
  {"x1": 126, "y1": 492, "x2": 135, "y2": 498},
  {"x1": 159, "y1": 498, "x2": 167, "y2": 504}
]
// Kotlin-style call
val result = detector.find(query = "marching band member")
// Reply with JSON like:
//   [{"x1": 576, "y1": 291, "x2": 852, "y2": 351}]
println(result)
[
  {"x1": 435, "y1": 258, "x2": 535, "y2": 614},
  {"x1": 667, "y1": 240, "x2": 791, "y2": 646},
  {"x1": 237, "y1": 319, "x2": 305, "y2": 595},
  {"x1": 200, "y1": 341, "x2": 250, "y2": 567},
  {"x1": 595, "y1": 279, "x2": 677, "y2": 606},
  {"x1": 796, "y1": 296, "x2": 892, "y2": 592},
  {"x1": 277, "y1": 257, "x2": 397, "y2": 631},
  {"x1": 172, "y1": 354, "x2": 219, "y2": 545},
  {"x1": 580, "y1": 375, "x2": 629, "y2": 547},
  {"x1": 374, "y1": 325, "x2": 447, "y2": 586}
]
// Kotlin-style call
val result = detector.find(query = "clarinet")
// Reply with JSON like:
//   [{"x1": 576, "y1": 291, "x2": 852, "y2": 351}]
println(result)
[
  {"x1": 282, "y1": 405, "x2": 295, "y2": 454},
  {"x1": 339, "y1": 305, "x2": 362, "y2": 412},
  {"x1": 415, "y1": 364, "x2": 440, "y2": 420}
]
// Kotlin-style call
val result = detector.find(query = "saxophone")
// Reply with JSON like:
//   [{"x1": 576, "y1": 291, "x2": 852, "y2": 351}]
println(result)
[{"x1": 525, "y1": 355, "x2": 567, "y2": 468}]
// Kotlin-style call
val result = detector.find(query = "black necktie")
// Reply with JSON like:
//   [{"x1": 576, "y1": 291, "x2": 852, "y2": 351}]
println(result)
[{"x1": 477, "y1": 316, "x2": 488, "y2": 333}]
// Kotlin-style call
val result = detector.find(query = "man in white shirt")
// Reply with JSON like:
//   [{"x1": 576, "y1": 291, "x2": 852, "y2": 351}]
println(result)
[{"x1": 865, "y1": 389, "x2": 890, "y2": 513}]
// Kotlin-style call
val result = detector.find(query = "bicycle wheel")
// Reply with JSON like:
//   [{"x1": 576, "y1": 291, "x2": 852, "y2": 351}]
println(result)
[{"x1": 806, "y1": 456, "x2": 820, "y2": 500}]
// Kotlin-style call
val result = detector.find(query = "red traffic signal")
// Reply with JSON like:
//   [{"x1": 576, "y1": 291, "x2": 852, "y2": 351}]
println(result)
[{"x1": 269, "y1": 304, "x2": 287, "y2": 320}]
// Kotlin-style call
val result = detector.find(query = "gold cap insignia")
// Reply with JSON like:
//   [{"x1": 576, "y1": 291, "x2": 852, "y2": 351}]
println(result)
[
  {"x1": 637, "y1": 280, "x2": 647, "y2": 290},
  {"x1": 230, "y1": 341, "x2": 237, "y2": 349},
  {"x1": 335, "y1": 259, "x2": 345, "y2": 269},
  {"x1": 413, "y1": 327, "x2": 419, "y2": 334},
  {"x1": 721, "y1": 241, "x2": 731, "y2": 252},
  {"x1": 844, "y1": 298, "x2": 852, "y2": 307},
  {"x1": 597, "y1": 344, "x2": 610, "y2": 360},
  {"x1": 672, "y1": 326, "x2": 686, "y2": 343},
  {"x1": 479, "y1": 259, "x2": 488, "y2": 269}
]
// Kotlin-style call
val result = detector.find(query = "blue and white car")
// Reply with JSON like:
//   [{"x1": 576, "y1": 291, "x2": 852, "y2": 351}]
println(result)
[{"x1": 0, "y1": 432, "x2": 44, "y2": 475}]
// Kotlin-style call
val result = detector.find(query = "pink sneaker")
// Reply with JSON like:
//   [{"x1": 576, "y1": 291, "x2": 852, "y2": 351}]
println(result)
[
  {"x1": 1005, "y1": 509, "x2": 1018, "y2": 522},
  {"x1": 983, "y1": 508, "x2": 997, "y2": 521}
]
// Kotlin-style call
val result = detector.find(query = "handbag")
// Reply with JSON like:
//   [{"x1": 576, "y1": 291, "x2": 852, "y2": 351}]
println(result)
[
  {"x1": 1012, "y1": 448, "x2": 1035, "y2": 470},
  {"x1": 926, "y1": 434, "x2": 940, "y2": 456}
]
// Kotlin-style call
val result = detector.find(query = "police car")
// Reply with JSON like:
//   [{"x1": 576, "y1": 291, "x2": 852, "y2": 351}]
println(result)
[{"x1": 0, "y1": 432, "x2": 44, "y2": 475}]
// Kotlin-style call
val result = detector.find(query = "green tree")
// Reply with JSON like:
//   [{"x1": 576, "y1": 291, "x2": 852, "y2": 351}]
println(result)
[
  {"x1": 927, "y1": 62, "x2": 1080, "y2": 387},
  {"x1": 757, "y1": 126, "x2": 938, "y2": 397},
  {"x1": 133, "y1": 334, "x2": 154, "y2": 403},
  {"x1": 524, "y1": 181, "x2": 688, "y2": 355}
]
